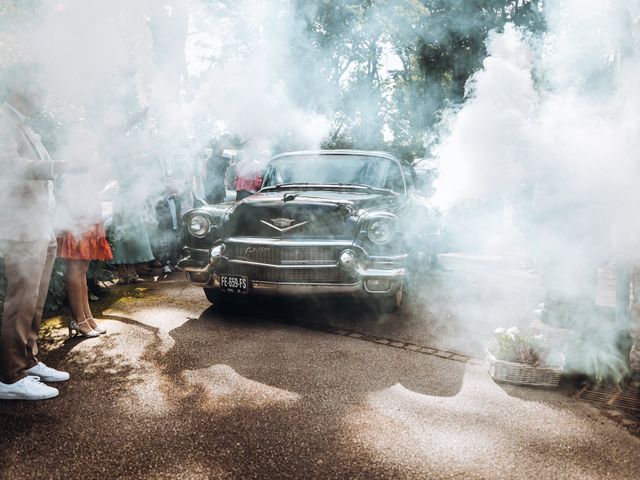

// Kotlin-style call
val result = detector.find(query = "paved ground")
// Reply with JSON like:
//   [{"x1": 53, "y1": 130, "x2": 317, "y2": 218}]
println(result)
[{"x1": 1, "y1": 269, "x2": 639, "y2": 479}]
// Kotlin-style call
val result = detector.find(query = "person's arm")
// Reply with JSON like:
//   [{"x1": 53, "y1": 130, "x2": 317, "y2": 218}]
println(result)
[
  {"x1": 0, "y1": 124, "x2": 53, "y2": 180},
  {"x1": 53, "y1": 160, "x2": 89, "y2": 175}
]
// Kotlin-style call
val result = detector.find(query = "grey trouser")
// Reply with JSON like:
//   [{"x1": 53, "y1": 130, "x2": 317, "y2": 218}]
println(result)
[
  {"x1": 630, "y1": 267, "x2": 640, "y2": 372},
  {"x1": 0, "y1": 237, "x2": 57, "y2": 384}
]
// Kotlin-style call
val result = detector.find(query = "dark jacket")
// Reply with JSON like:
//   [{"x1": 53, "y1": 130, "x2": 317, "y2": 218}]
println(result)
[
  {"x1": 204, "y1": 153, "x2": 230, "y2": 204},
  {"x1": 155, "y1": 195, "x2": 182, "y2": 232}
]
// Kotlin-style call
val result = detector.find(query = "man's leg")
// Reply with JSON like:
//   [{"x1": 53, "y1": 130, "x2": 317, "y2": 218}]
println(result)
[
  {"x1": 26, "y1": 237, "x2": 57, "y2": 362},
  {"x1": 169, "y1": 231, "x2": 179, "y2": 266},
  {"x1": 0, "y1": 238, "x2": 52, "y2": 384},
  {"x1": 158, "y1": 230, "x2": 170, "y2": 266},
  {"x1": 629, "y1": 267, "x2": 640, "y2": 374}
]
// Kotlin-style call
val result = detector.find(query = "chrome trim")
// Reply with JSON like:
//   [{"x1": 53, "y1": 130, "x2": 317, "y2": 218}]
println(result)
[
  {"x1": 228, "y1": 259, "x2": 338, "y2": 269},
  {"x1": 271, "y1": 149, "x2": 400, "y2": 163},
  {"x1": 369, "y1": 254, "x2": 409, "y2": 261},
  {"x1": 186, "y1": 272, "x2": 213, "y2": 287},
  {"x1": 356, "y1": 267, "x2": 406, "y2": 278},
  {"x1": 181, "y1": 239, "x2": 408, "y2": 291},
  {"x1": 369, "y1": 262, "x2": 405, "y2": 268},
  {"x1": 226, "y1": 237, "x2": 353, "y2": 247},
  {"x1": 178, "y1": 258, "x2": 215, "y2": 274},
  {"x1": 250, "y1": 280, "x2": 363, "y2": 295},
  {"x1": 259, "y1": 219, "x2": 309, "y2": 233},
  {"x1": 185, "y1": 248, "x2": 210, "y2": 255},
  {"x1": 212, "y1": 277, "x2": 401, "y2": 296},
  {"x1": 362, "y1": 254, "x2": 407, "y2": 269},
  {"x1": 363, "y1": 279, "x2": 402, "y2": 294}
]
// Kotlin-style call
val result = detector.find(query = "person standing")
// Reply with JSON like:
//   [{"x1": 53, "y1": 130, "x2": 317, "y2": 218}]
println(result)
[
  {"x1": 155, "y1": 181, "x2": 182, "y2": 274},
  {"x1": 204, "y1": 145, "x2": 229, "y2": 204},
  {"x1": 56, "y1": 149, "x2": 112, "y2": 338},
  {"x1": 108, "y1": 109, "x2": 157, "y2": 283},
  {"x1": 235, "y1": 154, "x2": 263, "y2": 201},
  {"x1": 0, "y1": 64, "x2": 77, "y2": 400}
]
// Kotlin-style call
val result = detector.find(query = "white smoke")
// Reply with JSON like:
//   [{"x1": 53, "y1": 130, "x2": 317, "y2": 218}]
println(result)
[
  {"x1": 431, "y1": 0, "x2": 640, "y2": 374},
  {"x1": 433, "y1": 25, "x2": 537, "y2": 209},
  {"x1": 28, "y1": 1, "x2": 155, "y2": 127},
  {"x1": 185, "y1": 0, "x2": 331, "y2": 152},
  {"x1": 434, "y1": 1, "x2": 640, "y2": 235},
  {"x1": 1, "y1": 0, "x2": 332, "y2": 228}
]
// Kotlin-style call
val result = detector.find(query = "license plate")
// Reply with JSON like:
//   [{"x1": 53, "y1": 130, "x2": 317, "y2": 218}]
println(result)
[{"x1": 219, "y1": 274, "x2": 249, "y2": 294}]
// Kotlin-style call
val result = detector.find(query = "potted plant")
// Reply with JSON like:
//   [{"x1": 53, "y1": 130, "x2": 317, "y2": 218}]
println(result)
[{"x1": 486, "y1": 327, "x2": 563, "y2": 388}]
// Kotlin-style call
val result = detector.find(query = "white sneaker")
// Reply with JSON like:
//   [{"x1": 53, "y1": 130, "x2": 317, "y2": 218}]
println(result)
[
  {"x1": 0, "y1": 376, "x2": 59, "y2": 400},
  {"x1": 163, "y1": 265, "x2": 172, "y2": 274},
  {"x1": 25, "y1": 362, "x2": 70, "y2": 382}
]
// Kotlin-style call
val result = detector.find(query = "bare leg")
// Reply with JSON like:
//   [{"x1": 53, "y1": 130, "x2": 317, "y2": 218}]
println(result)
[
  {"x1": 77, "y1": 262, "x2": 105, "y2": 333},
  {"x1": 65, "y1": 260, "x2": 94, "y2": 335},
  {"x1": 77, "y1": 261, "x2": 97, "y2": 329}
]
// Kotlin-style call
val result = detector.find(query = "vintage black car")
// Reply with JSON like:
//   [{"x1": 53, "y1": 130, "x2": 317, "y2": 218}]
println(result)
[{"x1": 178, "y1": 150, "x2": 435, "y2": 312}]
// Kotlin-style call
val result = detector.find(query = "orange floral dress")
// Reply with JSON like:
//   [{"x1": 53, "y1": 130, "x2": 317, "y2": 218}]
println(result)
[{"x1": 57, "y1": 224, "x2": 113, "y2": 261}]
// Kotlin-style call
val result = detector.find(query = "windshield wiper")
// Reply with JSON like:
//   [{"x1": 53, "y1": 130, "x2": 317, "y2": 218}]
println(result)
[
  {"x1": 260, "y1": 183, "x2": 315, "y2": 192},
  {"x1": 261, "y1": 182, "x2": 400, "y2": 196},
  {"x1": 334, "y1": 183, "x2": 400, "y2": 196}
]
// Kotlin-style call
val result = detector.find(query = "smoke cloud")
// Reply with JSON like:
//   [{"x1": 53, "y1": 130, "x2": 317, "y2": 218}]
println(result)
[
  {"x1": 431, "y1": 0, "x2": 640, "y2": 376},
  {"x1": 2, "y1": 0, "x2": 337, "y2": 226}
]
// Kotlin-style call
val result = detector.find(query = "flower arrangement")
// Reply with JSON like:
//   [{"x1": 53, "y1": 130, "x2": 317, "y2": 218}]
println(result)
[
  {"x1": 490, "y1": 327, "x2": 549, "y2": 367},
  {"x1": 486, "y1": 327, "x2": 563, "y2": 387}
]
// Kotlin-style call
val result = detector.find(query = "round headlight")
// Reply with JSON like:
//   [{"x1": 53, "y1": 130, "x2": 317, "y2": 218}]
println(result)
[
  {"x1": 188, "y1": 215, "x2": 211, "y2": 237},
  {"x1": 367, "y1": 218, "x2": 394, "y2": 245}
]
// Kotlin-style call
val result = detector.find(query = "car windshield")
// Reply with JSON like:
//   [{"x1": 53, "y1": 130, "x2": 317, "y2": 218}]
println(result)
[{"x1": 261, "y1": 154, "x2": 405, "y2": 194}]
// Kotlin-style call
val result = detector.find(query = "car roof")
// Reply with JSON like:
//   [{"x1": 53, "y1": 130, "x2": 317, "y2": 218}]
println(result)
[{"x1": 271, "y1": 149, "x2": 401, "y2": 164}]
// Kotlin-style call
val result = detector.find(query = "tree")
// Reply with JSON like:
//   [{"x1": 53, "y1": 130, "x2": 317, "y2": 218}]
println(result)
[{"x1": 296, "y1": 0, "x2": 545, "y2": 156}]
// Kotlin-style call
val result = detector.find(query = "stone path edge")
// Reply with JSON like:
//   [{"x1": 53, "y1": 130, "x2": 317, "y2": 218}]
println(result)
[{"x1": 273, "y1": 317, "x2": 478, "y2": 365}]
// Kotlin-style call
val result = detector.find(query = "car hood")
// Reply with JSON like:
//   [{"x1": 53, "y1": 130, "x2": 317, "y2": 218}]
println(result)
[{"x1": 222, "y1": 189, "x2": 399, "y2": 240}]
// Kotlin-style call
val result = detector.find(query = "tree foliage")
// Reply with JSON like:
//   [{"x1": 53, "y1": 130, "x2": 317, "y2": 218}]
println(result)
[{"x1": 295, "y1": 0, "x2": 545, "y2": 157}]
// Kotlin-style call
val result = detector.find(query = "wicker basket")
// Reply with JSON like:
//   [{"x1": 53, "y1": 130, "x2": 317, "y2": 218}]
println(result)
[{"x1": 485, "y1": 350, "x2": 562, "y2": 388}]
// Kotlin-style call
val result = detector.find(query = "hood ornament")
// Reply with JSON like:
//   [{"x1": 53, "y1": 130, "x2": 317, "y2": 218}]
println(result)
[
  {"x1": 272, "y1": 218, "x2": 294, "y2": 228},
  {"x1": 260, "y1": 217, "x2": 308, "y2": 232}
]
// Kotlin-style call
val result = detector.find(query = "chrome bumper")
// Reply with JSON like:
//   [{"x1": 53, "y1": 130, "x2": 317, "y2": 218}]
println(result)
[
  {"x1": 178, "y1": 254, "x2": 213, "y2": 274},
  {"x1": 184, "y1": 272, "x2": 404, "y2": 296},
  {"x1": 216, "y1": 278, "x2": 365, "y2": 295},
  {"x1": 207, "y1": 274, "x2": 402, "y2": 296},
  {"x1": 179, "y1": 246, "x2": 406, "y2": 295}
]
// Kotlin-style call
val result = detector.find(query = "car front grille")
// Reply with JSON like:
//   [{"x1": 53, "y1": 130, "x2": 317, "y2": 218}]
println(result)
[
  {"x1": 223, "y1": 242, "x2": 350, "y2": 283},
  {"x1": 225, "y1": 264, "x2": 342, "y2": 283},
  {"x1": 225, "y1": 243, "x2": 341, "y2": 266},
  {"x1": 281, "y1": 246, "x2": 336, "y2": 264}
]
